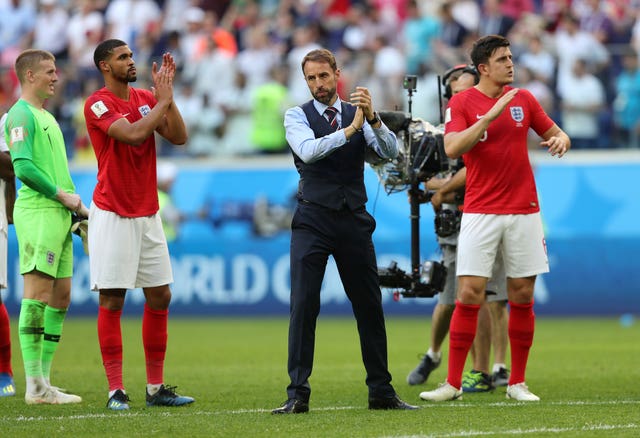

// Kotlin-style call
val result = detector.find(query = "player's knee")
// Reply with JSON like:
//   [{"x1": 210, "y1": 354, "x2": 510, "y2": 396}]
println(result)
[{"x1": 456, "y1": 287, "x2": 484, "y2": 304}]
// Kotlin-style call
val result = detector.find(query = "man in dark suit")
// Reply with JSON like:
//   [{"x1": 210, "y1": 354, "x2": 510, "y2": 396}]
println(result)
[
  {"x1": 478, "y1": 0, "x2": 516, "y2": 37},
  {"x1": 272, "y1": 48, "x2": 417, "y2": 414}
]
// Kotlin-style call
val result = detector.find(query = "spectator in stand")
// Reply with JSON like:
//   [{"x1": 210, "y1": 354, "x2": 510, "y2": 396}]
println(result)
[
  {"x1": 199, "y1": 0, "x2": 233, "y2": 19},
  {"x1": 69, "y1": 77, "x2": 102, "y2": 164},
  {"x1": 218, "y1": 70, "x2": 254, "y2": 156},
  {"x1": 153, "y1": 30, "x2": 185, "y2": 74},
  {"x1": 172, "y1": 83, "x2": 224, "y2": 158},
  {"x1": 517, "y1": 66, "x2": 554, "y2": 114},
  {"x1": 554, "y1": 13, "x2": 609, "y2": 99},
  {"x1": 451, "y1": 0, "x2": 481, "y2": 35},
  {"x1": 132, "y1": 31, "x2": 158, "y2": 83},
  {"x1": 478, "y1": 0, "x2": 516, "y2": 37},
  {"x1": 408, "y1": 62, "x2": 442, "y2": 125},
  {"x1": 161, "y1": 0, "x2": 193, "y2": 35},
  {"x1": 558, "y1": 58, "x2": 606, "y2": 149},
  {"x1": 179, "y1": 6, "x2": 210, "y2": 63},
  {"x1": 576, "y1": 0, "x2": 615, "y2": 45},
  {"x1": 157, "y1": 161, "x2": 183, "y2": 243},
  {"x1": 629, "y1": 7, "x2": 640, "y2": 56},
  {"x1": 433, "y1": 0, "x2": 472, "y2": 70},
  {"x1": 221, "y1": 0, "x2": 264, "y2": 52},
  {"x1": 613, "y1": 50, "x2": 640, "y2": 148},
  {"x1": 402, "y1": 0, "x2": 441, "y2": 75},
  {"x1": 200, "y1": 9, "x2": 238, "y2": 58},
  {"x1": 66, "y1": 0, "x2": 105, "y2": 78},
  {"x1": 342, "y1": 4, "x2": 373, "y2": 53},
  {"x1": 362, "y1": 1, "x2": 401, "y2": 47},
  {"x1": 183, "y1": 35, "x2": 235, "y2": 106},
  {"x1": 375, "y1": 0, "x2": 409, "y2": 26},
  {"x1": 104, "y1": 0, "x2": 162, "y2": 51},
  {"x1": 235, "y1": 23, "x2": 279, "y2": 95},
  {"x1": 251, "y1": 64, "x2": 290, "y2": 154},
  {"x1": 269, "y1": 5, "x2": 296, "y2": 56},
  {"x1": 0, "y1": 0, "x2": 36, "y2": 64},
  {"x1": 518, "y1": 35, "x2": 556, "y2": 86},
  {"x1": 541, "y1": 0, "x2": 572, "y2": 33},
  {"x1": 371, "y1": 35, "x2": 406, "y2": 111},
  {"x1": 439, "y1": 1, "x2": 470, "y2": 48},
  {"x1": 500, "y1": 0, "x2": 535, "y2": 21},
  {"x1": 314, "y1": 0, "x2": 351, "y2": 52},
  {"x1": 31, "y1": 0, "x2": 69, "y2": 61},
  {"x1": 516, "y1": 66, "x2": 555, "y2": 149}
]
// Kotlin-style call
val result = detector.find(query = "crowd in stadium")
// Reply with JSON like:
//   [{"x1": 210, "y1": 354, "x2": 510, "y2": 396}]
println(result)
[{"x1": 2, "y1": 0, "x2": 640, "y2": 160}]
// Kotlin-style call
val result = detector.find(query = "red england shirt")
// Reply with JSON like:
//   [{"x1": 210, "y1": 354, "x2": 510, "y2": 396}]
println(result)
[
  {"x1": 84, "y1": 87, "x2": 159, "y2": 217},
  {"x1": 445, "y1": 86, "x2": 554, "y2": 214}
]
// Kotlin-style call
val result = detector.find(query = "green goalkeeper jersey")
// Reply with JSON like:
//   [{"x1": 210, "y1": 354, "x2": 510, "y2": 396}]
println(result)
[{"x1": 4, "y1": 99, "x2": 75, "y2": 208}]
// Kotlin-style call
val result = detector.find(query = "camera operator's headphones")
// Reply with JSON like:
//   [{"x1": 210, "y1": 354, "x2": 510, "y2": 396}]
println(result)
[{"x1": 442, "y1": 64, "x2": 479, "y2": 100}]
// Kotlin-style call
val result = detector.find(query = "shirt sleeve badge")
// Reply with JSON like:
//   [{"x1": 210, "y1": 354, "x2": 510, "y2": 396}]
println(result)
[{"x1": 90, "y1": 100, "x2": 109, "y2": 118}]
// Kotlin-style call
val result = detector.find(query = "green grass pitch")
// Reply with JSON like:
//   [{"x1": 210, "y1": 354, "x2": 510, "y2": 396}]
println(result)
[{"x1": 1, "y1": 316, "x2": 638, "y2": 437}]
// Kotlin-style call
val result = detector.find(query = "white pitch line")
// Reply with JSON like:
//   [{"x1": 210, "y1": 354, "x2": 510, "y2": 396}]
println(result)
[
  {"x1": 383, "y1": 423, "x2": 640, "y2": 438},
  {"x1": 4, "y1": 399, "x2": 640, "y2": 422}
]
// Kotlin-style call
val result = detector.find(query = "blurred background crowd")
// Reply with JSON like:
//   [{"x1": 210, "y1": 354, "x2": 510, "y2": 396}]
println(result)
[{"x1": 2, "y1": 0, "x2": 640, "y2": 162}]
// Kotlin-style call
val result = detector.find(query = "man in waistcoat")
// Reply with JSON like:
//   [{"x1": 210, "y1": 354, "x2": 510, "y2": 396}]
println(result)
[{"x1": 272, "y1": 48, "x2": 417, "y2": 414}]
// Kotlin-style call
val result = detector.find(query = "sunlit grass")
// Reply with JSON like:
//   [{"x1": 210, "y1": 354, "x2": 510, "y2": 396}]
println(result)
[{"x1": 1, "y1": 316, "x2": 638, "y2": 437}]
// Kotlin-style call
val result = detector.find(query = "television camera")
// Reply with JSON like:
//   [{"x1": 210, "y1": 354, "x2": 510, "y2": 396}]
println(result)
[{"x1": 370, "y1": 75, "x2": 461, "y2": 299}]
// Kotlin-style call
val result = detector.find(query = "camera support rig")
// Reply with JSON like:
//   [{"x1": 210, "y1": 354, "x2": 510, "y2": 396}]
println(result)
[{"x1": 374, "y1": 105, "x2": 447, "y2": 299}]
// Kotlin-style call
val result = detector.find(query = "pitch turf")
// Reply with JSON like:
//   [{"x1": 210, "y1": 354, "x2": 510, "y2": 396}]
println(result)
[{"x1": 1, "y1": 316, "x2": 638, "y2": 437}]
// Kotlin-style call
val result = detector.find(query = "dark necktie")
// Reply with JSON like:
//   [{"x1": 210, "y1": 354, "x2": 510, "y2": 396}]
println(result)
[{"x1": 324, "y1": 106, "x2": 338, "y2": 131}]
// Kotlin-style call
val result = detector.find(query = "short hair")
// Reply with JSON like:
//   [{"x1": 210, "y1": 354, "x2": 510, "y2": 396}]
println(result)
[
  {"x1": 93, "y1": 39, "x2": 128, "y2": 70},
  {"x1": 442, "y1": 64, "x2": 479, "y2": 99},
  {"x1": 470, "y1": 35, "x2": 510, "y2": 69},
  {"x1": 301, "y1": 49, "x2": 337, "y2": 73},
  {"x1": 14, "y1": 49, "x2": 55, "y2": 84}
]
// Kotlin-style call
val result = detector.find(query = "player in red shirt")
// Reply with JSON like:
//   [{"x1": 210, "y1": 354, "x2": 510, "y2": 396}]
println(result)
[
  {"x1": 419, "y1": 34, "x2": 570, "y2": 402},
  {"x1": 84, "y1": 39, "x2": 193, "y2": 410}
]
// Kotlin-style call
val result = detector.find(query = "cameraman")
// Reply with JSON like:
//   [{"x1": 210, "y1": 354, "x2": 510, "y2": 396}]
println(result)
[{"x1": 407, "y1": 66, "x2": 509, "y2": 393}]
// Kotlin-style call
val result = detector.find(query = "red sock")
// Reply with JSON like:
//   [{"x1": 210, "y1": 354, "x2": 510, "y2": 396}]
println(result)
[
  {"x1": 447, "y1": 301, "x2": 480, "y2": 389},
  {"x1": 143, "y1": 304, "x2": 168, "y2": 385},
  {"x1": 508, "y1": 300, "x2": 535, "y2": 385},
  {"x1": 0, "y1": 303, "x2": 12, "y2": 375},
  {"x1": 98, "y1": 306, "x2": 123, "y2": 391}
]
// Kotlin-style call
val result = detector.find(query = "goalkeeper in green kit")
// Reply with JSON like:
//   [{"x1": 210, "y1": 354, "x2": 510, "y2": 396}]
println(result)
[{"x1": 4, "y1": 49, "x2": 88, "y2": 404}]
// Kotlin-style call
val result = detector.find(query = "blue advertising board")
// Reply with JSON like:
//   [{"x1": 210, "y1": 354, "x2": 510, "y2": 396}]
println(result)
[{"x1": 2, "y1": 153, "x2": 639, "y2": 317}]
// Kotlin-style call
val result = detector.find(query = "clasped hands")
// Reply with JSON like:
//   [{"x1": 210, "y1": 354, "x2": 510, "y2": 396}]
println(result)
[{"x1": 349, "y1": 86, "x2": 375, "y2": 131}]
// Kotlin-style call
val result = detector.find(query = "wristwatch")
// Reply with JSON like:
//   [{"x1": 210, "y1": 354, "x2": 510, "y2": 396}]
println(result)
[{"x1": 367, "y1": 111, "x2": 381, "y2": 125}]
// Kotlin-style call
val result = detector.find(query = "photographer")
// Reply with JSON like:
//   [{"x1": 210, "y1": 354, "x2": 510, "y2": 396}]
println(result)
[{"x1": 407, "y1": 65, "x2": 510, "y2": 393}]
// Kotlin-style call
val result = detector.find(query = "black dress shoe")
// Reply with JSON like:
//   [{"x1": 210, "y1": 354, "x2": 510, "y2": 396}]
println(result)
[
  {"x1": 368, "y1": 394, "x2": 419, "y2": 410},
  {"x1": 271, "y1": 398, "x2": 309, "y2": 414}
]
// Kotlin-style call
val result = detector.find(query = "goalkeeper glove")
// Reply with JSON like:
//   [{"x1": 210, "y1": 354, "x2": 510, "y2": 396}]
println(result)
[{"x1": 70, "y1": 213, "x2": 89, "y2": 255}]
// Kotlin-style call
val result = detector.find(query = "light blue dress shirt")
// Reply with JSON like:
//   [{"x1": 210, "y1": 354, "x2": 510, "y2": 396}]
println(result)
[{"x1": 284, "y1": 98, "x2": 399, "y2": 163}]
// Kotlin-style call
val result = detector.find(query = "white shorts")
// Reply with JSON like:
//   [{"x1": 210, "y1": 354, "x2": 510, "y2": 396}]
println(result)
[
  {"x1": 89, "y1": 203, "x2": 173, "y2": 290},
  {"x1": 457, "y1": 212, "x2": 549, "y2": 279}
]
